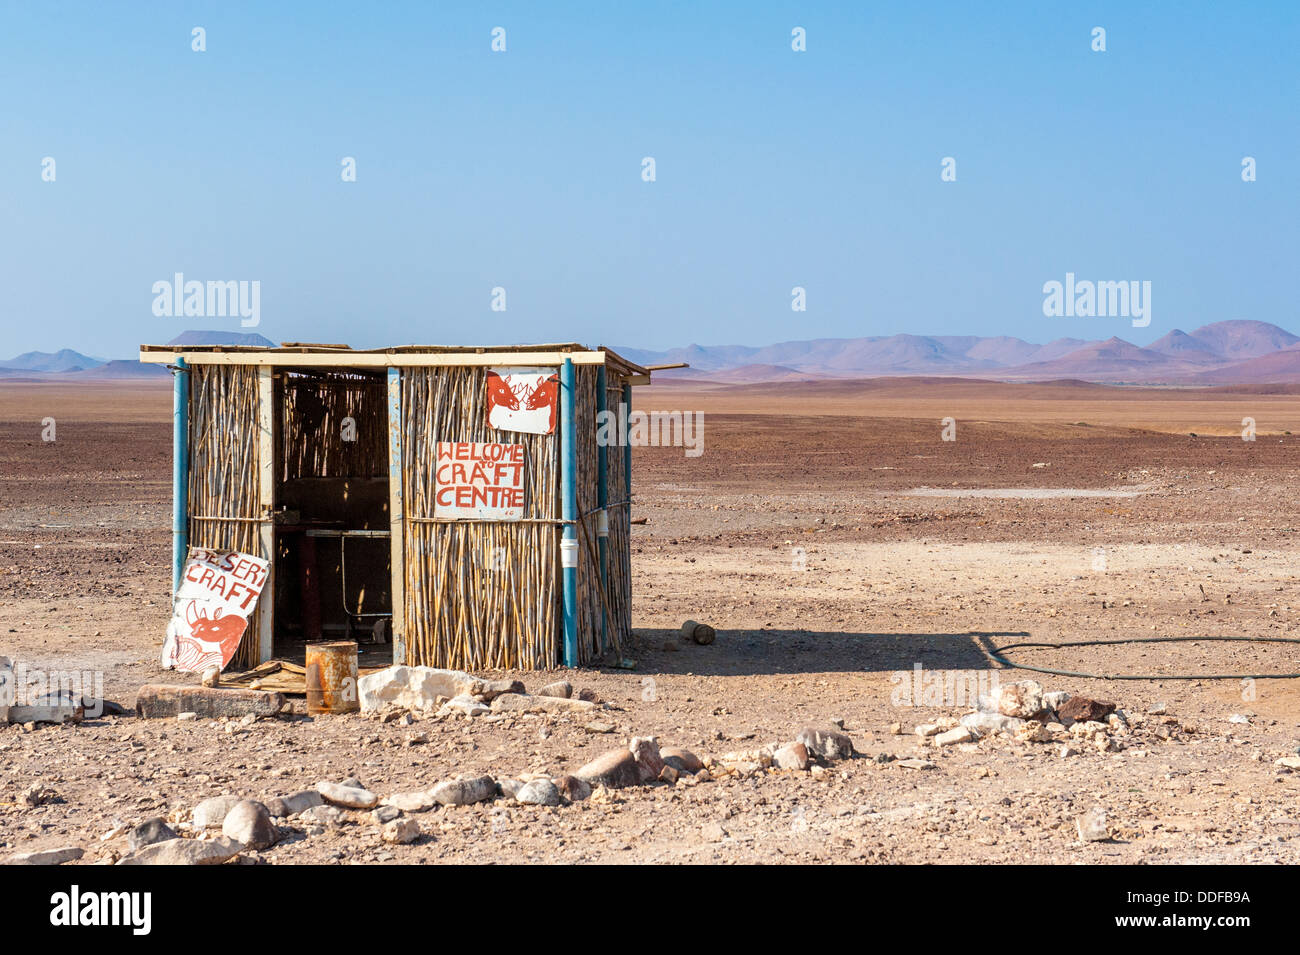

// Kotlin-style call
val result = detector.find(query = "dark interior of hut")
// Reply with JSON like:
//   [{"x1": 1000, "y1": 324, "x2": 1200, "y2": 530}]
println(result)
[{"x1": 271, "y1": 368, "x2": 393, "y2": 666}]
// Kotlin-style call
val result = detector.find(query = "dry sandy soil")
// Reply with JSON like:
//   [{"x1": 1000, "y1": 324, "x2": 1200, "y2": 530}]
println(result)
[{"x1": 3, "y1": 377, "x2": 1300, "y2": 864}]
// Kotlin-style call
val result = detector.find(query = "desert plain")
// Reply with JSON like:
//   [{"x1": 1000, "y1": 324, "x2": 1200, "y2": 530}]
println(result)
[{"x1": 3, "y1": 376, "x2": 1300, "y2": 864}]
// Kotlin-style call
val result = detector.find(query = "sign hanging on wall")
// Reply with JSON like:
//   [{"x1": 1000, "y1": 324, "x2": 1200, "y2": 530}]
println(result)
[
  {"x1": 486, "y1": 367, "x2": 559, "y2": 435},
  {"x1": 161, "y1": 548, "x2": 270, "y2": 673},
  {"x1": 435, "y1": 441, "x2": 526, "y2": 520}
]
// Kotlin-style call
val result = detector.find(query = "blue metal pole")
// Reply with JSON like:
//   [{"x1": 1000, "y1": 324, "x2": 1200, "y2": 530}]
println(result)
[
  {"x1": 595, "y1": 365, "x2": 609, "y2": 653},
  {"x1": 560, "y1": 358, "x2": 579, "y2": 667},
  {"x1": 172, "y1": 358, "x2": 189, "y2": 592}
]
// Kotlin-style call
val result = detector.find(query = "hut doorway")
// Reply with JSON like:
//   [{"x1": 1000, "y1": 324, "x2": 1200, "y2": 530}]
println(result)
[{"x1": 271, "y1": 368, "x2": 393, "y2": 667}]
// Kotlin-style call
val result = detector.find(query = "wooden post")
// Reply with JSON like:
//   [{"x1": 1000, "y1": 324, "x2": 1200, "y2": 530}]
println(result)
[
  {"x1": 387, "y1": 368, "x2": 406, "y2": 665},
  {"x1": 560, "y1": 358, "x2": 578, "y2": 667},
  {"x1": 256, "y1": 366, "x2": 275, "y2": 663}
]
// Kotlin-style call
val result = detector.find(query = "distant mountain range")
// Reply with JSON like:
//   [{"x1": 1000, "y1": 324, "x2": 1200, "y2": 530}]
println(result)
[
  {"x1": 10, "y1": 323, "x2": 1300, "y2": 386},
  {"x1": 620, "y1": 321, "x2": 1300, "y2": 385},
  {"x1": 0, "y1": 331, "x2": 276, "y2": 380}
]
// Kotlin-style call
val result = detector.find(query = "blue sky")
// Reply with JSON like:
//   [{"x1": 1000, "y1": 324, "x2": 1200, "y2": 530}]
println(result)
[{"x1": 1, "y1": 1, "x2": 1296, "y2": 357}]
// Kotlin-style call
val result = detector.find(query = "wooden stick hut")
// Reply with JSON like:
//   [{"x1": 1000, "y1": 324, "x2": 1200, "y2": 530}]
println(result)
[{"x1": 139, "y1": 343, "x2": 652, "y2": 670}]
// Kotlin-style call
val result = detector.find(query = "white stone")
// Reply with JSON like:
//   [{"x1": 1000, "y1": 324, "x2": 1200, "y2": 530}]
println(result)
[
  {"x1": 358, "y1": 665, "x2": 484, "y2": 713},
  {"x1": 960, "y1": 712, "x2": 1024, "y2": 737},
  {"x1": 933, "y1": 727, "x2": 974, "y2": 747},
  {"x1": 316, "y1": 781, "x2": 379, "y2": 809}
]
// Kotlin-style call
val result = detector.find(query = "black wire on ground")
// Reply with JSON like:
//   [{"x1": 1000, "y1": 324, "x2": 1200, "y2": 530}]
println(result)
[{"x1": 985, "y1": 635, "x2": 1300, "y2": 681}]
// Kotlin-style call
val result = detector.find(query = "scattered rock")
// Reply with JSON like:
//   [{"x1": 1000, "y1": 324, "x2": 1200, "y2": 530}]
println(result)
[
  {"x1": 382, "y1": 791, "x2": 437, "y2": 812},
  {"x1": 896, "y1": 758, "x2": 936, "y2": 770},
  {"x1": 795, "y1": 726, "x2": 856, "y2": 761},
  {"x1": 127, "y1": 818, "x2": 177, "y2": 851},
  {"x1": 381, "y1": 818, "x2": 420, "y2": 845},
  {"x1": 575, "y1": 748, "x2": 642, "y2": 789},
  {"x1": 934, "y1": 727, "x2": 975, "y2": 747},
  {"x1": 371, "y1": 805, "x2": 401, "y2": 825},
  {"x1": 192, "y1": 795, "x2": 245, "y2": 829},
  {"x1": 438, "y1": 695, "x2": 489, "y2": 718},
  {"x1": 201, "y1": 666, "x2": 221, "y2": 688},
  {"x1": 357, "y1": 665, "x2": 485, "y2": 713},
  {"x1": 1043, "y1": 690, "x2": 1071, "y2": 710},
  {"x1": 772, "y1": 741, "x2": 810, "y2": 770},
  {"x1": 429, "y1": 775, "x2": 497, "y2": 807},
  {"x1": 300, "y1": 805, "x2": 344, "y2": 827},
  {"x1": 1014, "y1": 723, "x2": 1052, "y2": 743},
  {"x1": 265, "y1": 790, "x2": 323, "y2": 818},
  {"x1": 554, "y1": 775, "x2": 592, "y2": 802},
  {"x1": 629, "y1": 736, "x2": 665, "y2": 782},
  {"x1": 1077, "y1": 807, "x2": 1109, "y2": 842},
  {"x1": 535, "y1": 681, "x2": 573, "y2": 699},
  {"x1": 660, "y1": 747, "x2": 704, "y2": 773},
  {"x1": 136, "y1": 684, "x2": 285, "y2": 720},
  {"x1": 960, "y1": 712, "x2": 1024, "y2": 736},
  {"x1": 119, "y1": 836, "x2": 242, "y2": 865},
  {"x1": 993, "y1": 680, "x2": 1045, "y2": 719},
  {"x1": 316, "y1": 782, "x2": 379, "y2": 810},
  {"x1": 1059, "y1": 696, "x2": 1116, "y2": 724},
  {"x1": 701, "y1": 821, "x2": 727, "y2": 842},
  {"x1": 497, "y1": 779, "x2": 525, "y2": 799},
  {"x1": 2, "y1": 846, "x2": 84, "y2": 865},
  {"x1": 490, "y1": 693, "x2": 597, "y2": 715},
  {"x1": 222, "y1": 800, "x2": 276, "y2": 850},
  {"x1": 658, "y1": 764, "x2": 680, "y2": 783},
  {"x1": 515, "y1": 779, "x2": 563, "y2": 806}
]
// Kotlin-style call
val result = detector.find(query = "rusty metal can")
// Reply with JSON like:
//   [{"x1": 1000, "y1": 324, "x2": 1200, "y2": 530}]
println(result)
[{"x1": 305, "y1": 641, "x2": 360, "y2": 714}]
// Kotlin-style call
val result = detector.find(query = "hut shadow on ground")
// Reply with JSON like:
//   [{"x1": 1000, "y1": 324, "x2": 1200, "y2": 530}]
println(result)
[{"x1": 623, "y1": 628, "x2": 1029, "y2": 678}]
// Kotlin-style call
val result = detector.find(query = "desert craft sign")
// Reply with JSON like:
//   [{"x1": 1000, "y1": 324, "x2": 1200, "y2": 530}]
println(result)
[{"x1": 435, "y1": 441, "x2": 526, "y2": 520}]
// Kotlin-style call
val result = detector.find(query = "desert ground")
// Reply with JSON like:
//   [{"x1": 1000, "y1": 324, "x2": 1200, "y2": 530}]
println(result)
[{"x1": 3, "y1": 377, "x2": 1300, "y2": 864}]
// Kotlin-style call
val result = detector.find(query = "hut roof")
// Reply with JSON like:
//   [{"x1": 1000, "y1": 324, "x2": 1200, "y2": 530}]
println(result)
[{"x1": 139, "y1": 343, "x2": 652, "y2": 380}]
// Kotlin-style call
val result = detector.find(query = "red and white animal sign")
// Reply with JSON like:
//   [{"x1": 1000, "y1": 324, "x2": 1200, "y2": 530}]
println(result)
[
  {"x1": 161, "y1": 548, "x2": 270, "y2": 673},
  {"x1": 486, "y1": 367, "x2": 559, "y2": 435},
  {"x1": 435, "y1": 441, "x2": 526, "y2": 520}
]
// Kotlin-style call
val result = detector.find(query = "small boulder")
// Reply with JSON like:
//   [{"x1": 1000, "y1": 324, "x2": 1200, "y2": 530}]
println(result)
[
  {"x1": 660, "y1": 747, "x2": 704, "y2": 774},
  {"x1": 119, "y1": 836, "x2": 241, "y2": 866},
  {"x1": 192, "y1": 795, "x2": 245, "y2": 829},
  {"x1": 535, "y1": 680, "x2": 572, "y2": 699},
  {"x1": 429, "y1": 775, "x2": 496, "y2": 807},
  {"x1": 574, "y1": 749, "x2": 642, "y2": 789},
  {"x1": 2, "y1": 846, "x2": 84, "y2": 866},
  {"x1": 316, "y1": 781, "x2": 379, "y2": 810},
  {"x1": 515, "y1": 779, "x2": 563, "y2": 806},
  {"x1": 554, "y1": 775, "x2": 591, "y2": 802},
  {"x1": 381, "y1": 818, "x2": 420, "y2": 845},
  {"x1": 265, "y1": 790, "x2": 322, "y2": 818},
  {"x1": 772, "y1": 742, "x2": 810, "y2": 770},
  {"x1": 222, "y1": 800, "x2": 276, "y2": 850},
  {"x1": 993, "y1": 680, "x2": 1045, "y2": 719},
  {"x1": 127, "y1": 818, "x2": 177, "y2": 851},
  {"x1": 796, "y1": 726, "x2": 856, "y2": 762},
  {"x1": 1059, "y1": 696, "x2": 1116, "y2": 724}
]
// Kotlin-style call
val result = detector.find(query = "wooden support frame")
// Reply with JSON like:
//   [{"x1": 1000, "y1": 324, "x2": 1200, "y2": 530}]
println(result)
[
  {"x1": 256, "y1": 366, "x2": 276, "y2": 663},
  {"x1": 387, "y1": 368, "x2": 406, "y2": 665}
]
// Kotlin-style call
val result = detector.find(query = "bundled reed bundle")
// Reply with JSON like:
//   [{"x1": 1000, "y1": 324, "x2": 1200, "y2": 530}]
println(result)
[
  {"x1": 186, "y1": 365, "x2": 264, "y2": 669},
  {"x1": 400, "y1": 366, "x2": 562, "y2": 670},
  {"x1": 281, "y1": 370, "x2": 386, "y2": 480},
  {"x1": 602, "y1": 372, "x2": 633, "y2": 649}
]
